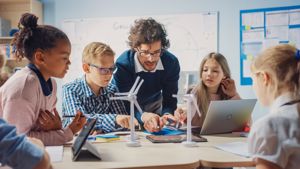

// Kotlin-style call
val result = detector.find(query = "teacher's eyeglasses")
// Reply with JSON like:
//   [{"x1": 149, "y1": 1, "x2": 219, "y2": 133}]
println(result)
[
  {"x1": 136, "y1": 48, "x2": 162, "y2": 58},
  {"x1": 89, "y1": 64, "x2": 116, "y2": 75}
]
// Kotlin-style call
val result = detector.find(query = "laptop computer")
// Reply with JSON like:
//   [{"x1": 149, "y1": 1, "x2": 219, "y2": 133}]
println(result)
[
  {"x1": 200, "y1": 99, "x2": 257, "y2": 135},
  {"x1": 72, "y1": 118, "x2": 101, "y2": 161}
]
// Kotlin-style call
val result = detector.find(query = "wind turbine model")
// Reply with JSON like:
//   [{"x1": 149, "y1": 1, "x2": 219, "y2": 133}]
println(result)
[
  {"x1": 110, "y1": 76, "x2": 144, "y2": 147},
  {"x1": 173, "y1": 94, "x2": 201, "y2": 147}
]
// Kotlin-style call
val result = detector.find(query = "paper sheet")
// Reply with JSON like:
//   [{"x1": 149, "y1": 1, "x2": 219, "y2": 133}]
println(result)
[
  {"x1": 242, "y1": 12, "x2": 264, "y2": 27},
  {"x1": 266, "y1": 26, "x2": 289, "y2": 41},
  {"x1": 266, "y1": 11, "x2": 289, "y2": 26},
  {"x1": 45, "y1": 146, "x2": 63, "y2": 162},
  {"x1": 289, "y1": 28, "x2": 300, "y2": 47},
  {"x1": 242, "y1": 29, "x2": 264, "y2": 42},
  {"x1": 289, "y1": 9, "x2": 300, "y2": 25},
  {"x1": 243, "y1": 59, "x2": 252, "y2": 77},
  {"x1": 214, "y1": 141, "x2": 250, "y2": 157}
]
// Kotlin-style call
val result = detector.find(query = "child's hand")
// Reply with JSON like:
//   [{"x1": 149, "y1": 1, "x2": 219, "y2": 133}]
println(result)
[
  {"x1": 68, "y1": 111, "x2": 86, "y2": 134},
  {"x1": 116, "y1": 115, "x2": 139, "y2": 129},
  {"x1": 221, "y1": 78, "x2": 238, "y2": 98},
  {"x1": 174, "y1": 107, "x2": 187, "y2": 124},
  {"x1": 142, "y1": 112, "x2": 164, "y2": 132},
  {"x1": 37, "y1": 108, "x2": 62, "y2": 131}
]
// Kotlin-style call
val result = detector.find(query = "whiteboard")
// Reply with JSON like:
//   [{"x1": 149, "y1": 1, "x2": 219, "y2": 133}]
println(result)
[{"x1": 61, "y1": 13, "x2": 218, "y2": 84}]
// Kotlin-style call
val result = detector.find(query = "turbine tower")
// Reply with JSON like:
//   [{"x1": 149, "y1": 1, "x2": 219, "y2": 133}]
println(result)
[
  {"x1": 110, "y1": 76, "x2": 144, "y2": 147},
  {"x1": 173, "y1": 93, "x2": 201, "y2": 147}
]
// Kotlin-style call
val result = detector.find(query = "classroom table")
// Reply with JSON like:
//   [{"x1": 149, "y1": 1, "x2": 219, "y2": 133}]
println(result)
[{"x1": 52, "y1": 133, "x2": 255, "y2": 169}]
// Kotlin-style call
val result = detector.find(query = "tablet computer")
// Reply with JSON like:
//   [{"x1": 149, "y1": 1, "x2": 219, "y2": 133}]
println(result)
[
  {"x1": 146, "y1": 135, "x2": 207, "y2": 143},
  {"x1": 72, "y1": 118, "x2": 101, "y2": 161}
]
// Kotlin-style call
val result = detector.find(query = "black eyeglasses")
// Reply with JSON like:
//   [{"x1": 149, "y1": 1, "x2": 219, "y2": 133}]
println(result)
[
  {"x1": 89, "y1": 64, "x2": 116, "y2": 75},
  {"x1": 136, "y1": 48, "x2": 163, "y2": 58}
]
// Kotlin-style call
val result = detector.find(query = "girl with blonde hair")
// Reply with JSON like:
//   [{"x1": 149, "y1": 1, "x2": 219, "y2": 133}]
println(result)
[
  {"x1": 175, "y1": 52, "x2": 241, "y2": 128},
  {"x1": 249, "y1": 44, "x2": 300, "y2": 169}
]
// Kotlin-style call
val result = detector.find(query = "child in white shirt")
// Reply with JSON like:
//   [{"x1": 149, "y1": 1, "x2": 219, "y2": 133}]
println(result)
[{"x1": 249, "y1": 44, "x2": 300, "y2": 169}]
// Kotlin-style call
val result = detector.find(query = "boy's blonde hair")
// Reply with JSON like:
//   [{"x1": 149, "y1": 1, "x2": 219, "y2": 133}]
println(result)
[
  {"x1": 82, "y1": 42, "x2": 115, "y2": 63},
  {"x1": 192, "y1": 52, "x2": 231, "y2": 121},
  {"x1": 251, "y1": 44, "x2": 300, "y2": 96}
]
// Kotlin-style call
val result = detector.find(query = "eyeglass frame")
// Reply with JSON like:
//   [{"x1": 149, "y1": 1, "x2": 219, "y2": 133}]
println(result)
[
  {"x1": 88, "y1": 63, "x2": 116, "y2": 75},
  {"x1": 136, "y1": 47, "x2": 164, "y2": 58}
]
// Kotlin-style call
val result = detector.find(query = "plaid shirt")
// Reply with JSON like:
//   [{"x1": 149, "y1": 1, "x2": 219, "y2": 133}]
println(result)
[{"x1": 62, "y1": 76, "x2": 128, "y2": 133}]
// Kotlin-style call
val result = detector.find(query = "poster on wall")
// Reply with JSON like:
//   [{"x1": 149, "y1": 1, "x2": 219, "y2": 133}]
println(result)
[{"x1": 240, "y1": 6, "x2": 300, "y2": 85}]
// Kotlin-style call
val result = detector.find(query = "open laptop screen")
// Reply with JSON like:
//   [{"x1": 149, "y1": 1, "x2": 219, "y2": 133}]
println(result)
[{"x1": 200, "y1": 99, "x2": 257, "y2": 135}]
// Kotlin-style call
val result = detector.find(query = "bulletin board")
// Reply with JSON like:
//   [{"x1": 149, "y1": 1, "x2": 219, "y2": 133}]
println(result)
[
  {"x1": 61, "y1": 12, "x2": 219, "y2": 85},
  {"x1": 240, "y1": 5, "x2": 300, "y2": 85}
]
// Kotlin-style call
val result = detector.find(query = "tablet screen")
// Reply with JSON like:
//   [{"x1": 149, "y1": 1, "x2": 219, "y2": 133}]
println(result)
[
  {"x1": 146, "y1": 135, "x2": 207, "y2": 143},
  {"x1": 72, "y1": 118, "x2": 97, "y2": 159}
]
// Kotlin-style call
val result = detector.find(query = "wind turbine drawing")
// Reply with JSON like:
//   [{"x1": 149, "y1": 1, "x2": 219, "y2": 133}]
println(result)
[
  {"x1": 173, "y1": 93, "x2": 201, "y2": 147},
  {"x1": 110, "y1": 76, "x2": 144, "y2": 147}
]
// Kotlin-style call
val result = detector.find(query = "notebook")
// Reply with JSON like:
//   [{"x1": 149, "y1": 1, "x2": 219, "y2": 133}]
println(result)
[
  {"x1": 200, "y1": 99, "x2": 257, "y2": 135},
  {"x1": 72, "y1": 118, "x2": 101, "y2": 161}
]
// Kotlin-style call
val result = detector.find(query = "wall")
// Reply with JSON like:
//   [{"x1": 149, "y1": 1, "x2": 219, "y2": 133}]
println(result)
[{"x1": 42, "y1": 0, "x2": 300, "y2": 121}]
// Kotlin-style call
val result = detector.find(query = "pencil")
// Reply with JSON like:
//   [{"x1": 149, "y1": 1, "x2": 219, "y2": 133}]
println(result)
[{"x1": 63, "y1": 115, "x2": 85, "y2": 118}]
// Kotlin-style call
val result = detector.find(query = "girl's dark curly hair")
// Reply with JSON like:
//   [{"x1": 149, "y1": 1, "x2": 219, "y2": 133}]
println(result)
[
  {"x1": 11, "y1": 13, "x2": 70, "y2": 61},
  {"x1": 128, "y1": 18, "x2": 170, "y2": 49}
]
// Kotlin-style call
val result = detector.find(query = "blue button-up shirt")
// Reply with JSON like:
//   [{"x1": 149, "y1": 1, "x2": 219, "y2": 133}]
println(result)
[
  {"x1": 0, "y1": 118, "x2": 43, "y2": 169},
  {"x1": 62, "y1": 76, "x2": 128, "y2": 133}
]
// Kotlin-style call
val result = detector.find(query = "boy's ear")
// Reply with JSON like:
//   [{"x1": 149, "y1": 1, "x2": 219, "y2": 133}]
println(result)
[{"x1": 82, "y1": 63, "x2": 90, "y2": 73}]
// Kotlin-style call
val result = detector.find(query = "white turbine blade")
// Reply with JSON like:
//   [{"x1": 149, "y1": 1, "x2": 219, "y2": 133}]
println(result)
[
  {"x1": 114, "y1": 92, "x2": 129, "y2": 96},
  {"x1": 191, "y1": 95, "x2": 201, "y2": 117},
  {"x1": 133, "y1": 100, "x2": 143, "y2": 113},
  {"x1": 133, "y1": 79, "x2": 144, "y2": 95},
  {"x1": 110, "y1": 96, "x2": 128, "y2": 100},
  {"x1": 173, "y1": 94, "x2": 186, "y2": 98},
  {"x1": 129, "y1": 76, "x2": 140, "y2": 94}
]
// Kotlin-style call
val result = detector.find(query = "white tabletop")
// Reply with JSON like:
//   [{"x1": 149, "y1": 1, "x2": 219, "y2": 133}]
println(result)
[{"x1": 52, "y1": 133, "x2": 255, "y2": 169}]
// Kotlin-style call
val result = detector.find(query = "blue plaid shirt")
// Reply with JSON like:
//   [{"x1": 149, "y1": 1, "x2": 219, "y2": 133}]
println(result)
[{"x1": 62, "y1": 76, "x2": 128, "y2": 133}]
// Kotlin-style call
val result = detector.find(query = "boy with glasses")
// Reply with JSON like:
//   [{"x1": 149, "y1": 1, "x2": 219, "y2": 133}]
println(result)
[
  {"x1": 62, "y1": 42, "x2": 137, "y2": 134},
  {"x1": 112, "y1": 18, "x2": 180, "y2": 132}
]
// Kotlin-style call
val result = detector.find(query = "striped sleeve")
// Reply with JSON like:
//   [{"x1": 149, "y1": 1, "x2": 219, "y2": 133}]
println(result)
[
  {"x1": 62, "y1": 83, "x2": 120, "y2": 133},
  {"x1": 88, "y1": 113, "x2": 118, "y2": 133},
  {"x1": 62, "y1": 84, "x2": 85, "y2": 127}
]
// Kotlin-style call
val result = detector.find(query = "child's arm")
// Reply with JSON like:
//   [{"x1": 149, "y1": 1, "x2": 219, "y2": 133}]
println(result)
[
  {"x1": 62, "y1": 86, "x2": 128, "y2": 133},
  {"x1": 27, "y1": 128, "x2": 73, "y2": 146},
  {"x1": 2, "y1": 98, "x2": 73, "y2": 146}
]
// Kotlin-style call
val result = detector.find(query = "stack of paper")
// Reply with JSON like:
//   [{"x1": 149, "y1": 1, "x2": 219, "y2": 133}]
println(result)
[{"x1": 45, "y1": 146, "x2": 63, "y2": 162}]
